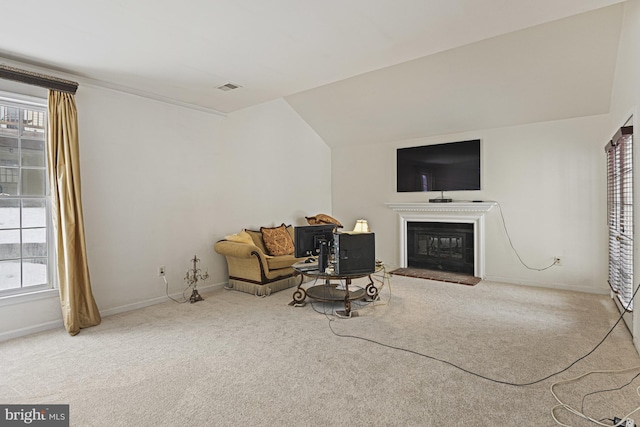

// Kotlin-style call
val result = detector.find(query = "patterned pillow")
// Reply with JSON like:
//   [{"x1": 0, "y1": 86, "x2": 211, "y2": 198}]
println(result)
[
  {"x1": 260, "y1": 224, "x2": 295, "y2": 256},
  {"x1": 305, "y1": 213, "x2": 343, "y2": 228}
]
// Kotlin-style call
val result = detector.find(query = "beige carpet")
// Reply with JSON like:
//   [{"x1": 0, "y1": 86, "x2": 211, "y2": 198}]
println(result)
[{"x1": 1, "y1": 274, "x2": 639, "y2": 426}]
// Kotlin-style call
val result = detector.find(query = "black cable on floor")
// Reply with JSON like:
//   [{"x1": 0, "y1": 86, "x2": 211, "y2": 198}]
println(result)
[{"x1": 327, "y1": 281, "x2": 640, "y2": 387}]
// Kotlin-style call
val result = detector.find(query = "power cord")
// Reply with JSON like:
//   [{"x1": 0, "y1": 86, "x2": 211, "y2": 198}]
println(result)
[
  {"x1": 317, "y1": 262, "x2": 640, "y2": 425},
  {"x1": 550, "y1": 366, "x2": 640, "y2": 426},
  {"x1": 163, "y1": 275, "x2": 191, "y2": 304},
  {"x1": 550, "y1": 288, "x2": 640, "y2": 425},
  {"x1": 581, "y1": 371, "x2": 640, "y2": 415},
  {"x1": 370, "y1": 267, "x2": 392, "y2": 306},
  {"x1": 492, "y1": 200, "x2": 557, "y2": 271},
  {"x1": 326, "y1": 275, "x2": 640, "y2": 387}
]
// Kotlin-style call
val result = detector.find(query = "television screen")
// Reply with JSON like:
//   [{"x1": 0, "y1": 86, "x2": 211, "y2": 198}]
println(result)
[
  {"x1": 294, "y1": 224, "x2": 337, "y2": 258},
  {"x1": 396, "y1": 139, "x2": 481, "y2": 192}
]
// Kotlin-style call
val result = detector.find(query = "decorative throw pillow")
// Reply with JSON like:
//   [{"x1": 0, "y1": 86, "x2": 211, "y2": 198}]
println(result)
[
  {"x1": 260, "y1": 224, "x2": 295, "y2": 256},
  {"x1": 224, "y1": 229, "x2": 255, "y2": 245},
  {"x1": 305, "y1": 213, "x2": 343, "y2": 228}
]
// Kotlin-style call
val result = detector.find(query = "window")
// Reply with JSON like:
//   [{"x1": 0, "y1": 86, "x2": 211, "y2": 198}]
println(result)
[
  {"x1": 0, "y1": 94, "x2": 52, "y2": 296},
  {"x1": 606, "y1": 125, "x2": 634, "y2": 310}
]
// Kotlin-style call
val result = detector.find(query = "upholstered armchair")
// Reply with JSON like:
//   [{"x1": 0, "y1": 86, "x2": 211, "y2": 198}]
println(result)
[{"x1": 214, "y1": 225, "x2": 304, "y2": 296}]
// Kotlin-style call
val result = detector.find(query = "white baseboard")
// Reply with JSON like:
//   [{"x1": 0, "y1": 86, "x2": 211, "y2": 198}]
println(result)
[
  {"x1": 0, "y1": 319, "x2": 64, "y2": 342},
  {"x1": 0, "y1": 282, "x2": 228, "y2": 342},
  {"x1": 483, "y1": 275, "x2": 609, "y2": 295},
  {"x1": 100, "y1": 281, "x2": 227, "y2": 317}
]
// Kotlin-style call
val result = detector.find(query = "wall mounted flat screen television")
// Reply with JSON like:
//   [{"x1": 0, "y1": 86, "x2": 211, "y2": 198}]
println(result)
[{"x1": 396, "y1": 139, "x2": 481, "y2": 192}]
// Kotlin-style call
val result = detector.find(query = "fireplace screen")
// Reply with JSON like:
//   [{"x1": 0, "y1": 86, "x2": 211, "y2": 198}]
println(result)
[
  {"x1": 419, "y1": 235, "x2": 463, "y2": 260},
  {"x1": 408, "y1": 222, "x2": 473, "y2": 274}
]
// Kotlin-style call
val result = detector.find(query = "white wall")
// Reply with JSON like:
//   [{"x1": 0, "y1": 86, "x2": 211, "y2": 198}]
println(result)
[
  {"x1": 0, "y1": 82, "x2": 331, "y2": 341},
  {"x1": 610, "y1": 0, "x2": 639, "y2": 129},
  {"x1": 332, "y1": 114, "x2": 611, "y2": 294}
]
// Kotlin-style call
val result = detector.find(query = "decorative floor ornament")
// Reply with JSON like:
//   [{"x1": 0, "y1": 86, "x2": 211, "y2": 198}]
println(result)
[{"x1": 185, "y1": 255, "x2": 209, "y2": 303}]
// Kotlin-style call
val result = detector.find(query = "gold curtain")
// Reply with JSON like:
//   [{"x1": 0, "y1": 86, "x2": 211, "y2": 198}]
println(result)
[{"x1": 47, "y1": 90, "x2": 101, "y2": 336}]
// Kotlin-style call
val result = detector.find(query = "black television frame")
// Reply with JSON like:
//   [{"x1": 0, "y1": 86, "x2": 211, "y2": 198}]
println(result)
[
  {"x1": 294, "y1": 224, "x2": 337, "y2": 259},
  {"x1": 396, "y1": 139, "x2": 481, "y2": 193}
]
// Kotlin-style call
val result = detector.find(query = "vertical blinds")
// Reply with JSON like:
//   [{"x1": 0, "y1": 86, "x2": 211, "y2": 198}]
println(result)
[{"x1": 606, "y1": 126, "x2": 634, "y2": 310}]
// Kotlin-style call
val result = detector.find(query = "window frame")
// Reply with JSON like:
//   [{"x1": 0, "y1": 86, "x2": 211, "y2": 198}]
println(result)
[
  {"x1": 606, "y1": 125, "x2": 634, "y2": 311},
  {"x1": 0, "y1": 90, "x2": 56, "y2": 299}
]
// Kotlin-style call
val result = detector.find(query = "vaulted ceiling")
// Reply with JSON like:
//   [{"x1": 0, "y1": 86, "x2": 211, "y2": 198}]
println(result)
[{"x1": 0, "y1": 0, "x2": 626, "y2": 147}]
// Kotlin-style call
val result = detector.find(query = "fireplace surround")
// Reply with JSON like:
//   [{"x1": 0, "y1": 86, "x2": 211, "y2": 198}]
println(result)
[{"x1": 386, "y1": 202, "x2": 496, "y2": 278}]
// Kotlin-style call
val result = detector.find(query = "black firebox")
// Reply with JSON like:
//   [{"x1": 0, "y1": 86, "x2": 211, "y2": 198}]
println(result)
[{"x1": 407, "y1": 222, "x2": 474, "y2": 275}]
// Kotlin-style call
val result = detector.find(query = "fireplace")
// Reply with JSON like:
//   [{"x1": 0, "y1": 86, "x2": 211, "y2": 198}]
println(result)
[
  {"x1": 386, "y1": 202, "x2": 496, "y2": 278},
  {"x1": 407, "y1": 222, "x2": 474, "y2": 274}
]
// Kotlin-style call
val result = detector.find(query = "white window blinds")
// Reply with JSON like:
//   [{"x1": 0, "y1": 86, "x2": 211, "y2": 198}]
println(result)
[{"x1": 606, "y1": 126, "x2": 634, "y2": 310}]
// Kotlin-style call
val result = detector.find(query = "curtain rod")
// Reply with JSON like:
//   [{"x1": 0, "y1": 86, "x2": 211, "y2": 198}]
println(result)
[{"x1": 0, "y1": 64, "x2": 78, "y2": 94}]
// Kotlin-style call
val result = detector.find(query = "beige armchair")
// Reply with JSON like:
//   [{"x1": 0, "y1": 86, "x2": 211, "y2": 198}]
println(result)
[{"x1": 214, "y1": 225, "x2": 305, "y2": 296}]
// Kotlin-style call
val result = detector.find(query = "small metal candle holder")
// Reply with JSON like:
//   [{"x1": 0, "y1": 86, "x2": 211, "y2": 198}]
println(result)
[{"x1": 184, "y1": 255, "x2": 209, "y2": 303}]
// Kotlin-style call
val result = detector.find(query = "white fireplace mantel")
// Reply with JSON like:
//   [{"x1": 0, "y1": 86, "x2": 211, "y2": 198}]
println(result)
[
  {"x1": 385, "y1": 202, "x2": 496, "y2": 278},
  {"x1": 385, "y1": 201, "x2": 496, "y2": 213}
]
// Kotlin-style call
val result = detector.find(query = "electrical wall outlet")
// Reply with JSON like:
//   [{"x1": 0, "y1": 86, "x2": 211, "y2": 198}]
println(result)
[
  {"x1": 158, "y1": 266, "x2": 165, "y2": 277},
  {"x1": 554, "y1": 257, "x2": 561, "y2": 266}
]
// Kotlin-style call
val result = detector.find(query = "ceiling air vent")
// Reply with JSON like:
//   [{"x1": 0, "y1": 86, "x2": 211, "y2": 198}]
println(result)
[{"x1": 217, "y1": 82, "x2": 242, "y2": 92}]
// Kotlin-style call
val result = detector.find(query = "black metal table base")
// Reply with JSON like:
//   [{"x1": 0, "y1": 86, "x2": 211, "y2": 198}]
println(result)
[{"x1": 290, "y1": 266, "x2": 379, "y2": 317}]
